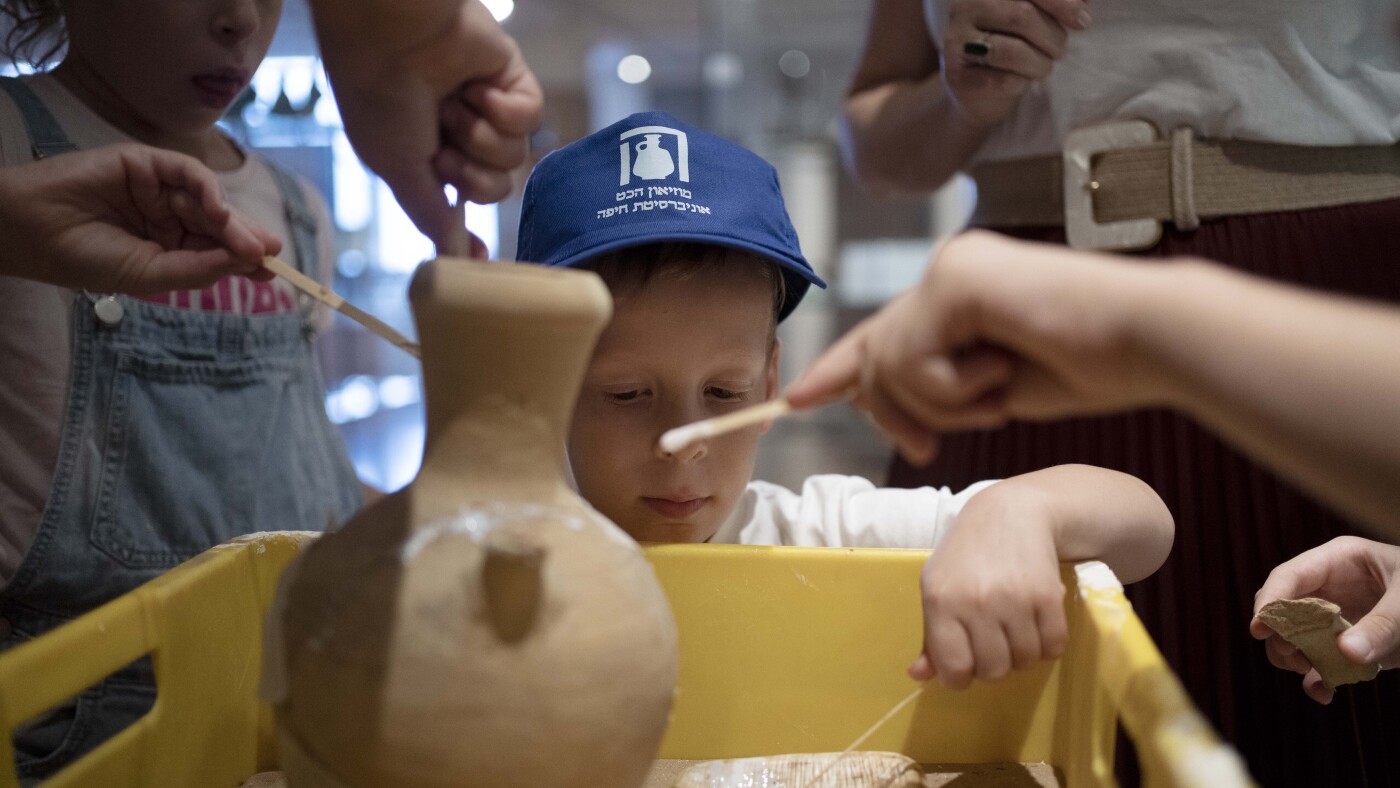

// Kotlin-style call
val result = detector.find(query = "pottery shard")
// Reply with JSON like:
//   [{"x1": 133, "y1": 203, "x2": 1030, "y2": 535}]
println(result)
[
  {"x1": 239, "y1": 773, "x2": 288, "y2": 788},
  {"x1": 1256, "y1": 597, "x2": 1380, "y2": 689},
  {"x1": 672, "y1": 752, "x2": 924, "y2": 787}
]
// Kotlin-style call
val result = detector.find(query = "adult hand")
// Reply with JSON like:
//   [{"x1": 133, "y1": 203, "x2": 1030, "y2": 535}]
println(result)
[
  {"x1": 1251, "y1": 536, "x2": 1400, "y2": 705},
  {"x1": 313, "y1": 0, "x2": 543, "y2": 255},
  {"x1": 0, "y1": 143, "x2": 280, "y2": 295},
  {"x1": 941, "y1": 0, "x2": 1089, "y2": 127},
  {"x1": 786, "y1": 231, "x2": 1158, "y2": 465}
]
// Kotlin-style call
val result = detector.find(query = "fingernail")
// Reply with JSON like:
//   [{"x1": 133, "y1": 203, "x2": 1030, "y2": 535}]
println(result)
[
  {"x1": 1341, "y1": 629, "x2": 1375, "y2": 662},
  {"x1": 1075, "y1": 8, "x2": 1092, "y2": 28}
]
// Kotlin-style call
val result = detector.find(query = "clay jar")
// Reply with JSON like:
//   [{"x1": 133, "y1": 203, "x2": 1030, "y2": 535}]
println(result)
[{"x1": 270, "y1": 261, "x2": 679, "y2": 787}]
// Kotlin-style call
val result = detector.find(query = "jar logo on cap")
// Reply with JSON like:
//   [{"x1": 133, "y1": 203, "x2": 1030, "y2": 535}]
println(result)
[
  {"x1": 619, "y1": 125, "x2": 689, "y2": 185},
  {"x1": 598, "y1": 123, "x2": 712, "y2": 222}
]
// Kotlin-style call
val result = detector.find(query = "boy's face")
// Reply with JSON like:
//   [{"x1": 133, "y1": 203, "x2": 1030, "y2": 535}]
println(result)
[
  {"x1": 570, "y1": 264, "x2": 779, "y2": 543},
  {"x1": 61, "y1": 0, "x2": 282, "y2": 136}
]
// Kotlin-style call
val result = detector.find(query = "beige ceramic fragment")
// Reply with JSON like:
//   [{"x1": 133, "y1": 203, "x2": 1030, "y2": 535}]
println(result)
[
  {"x1": 1256, "y1": 597, "x2": 1380, "y2": 688},
  {"x1": 672, "y1": 751, "x2": 924, "y2": 787},
  {"x1": 240, "y1": 773, "x2": 289, "y2": 788}
]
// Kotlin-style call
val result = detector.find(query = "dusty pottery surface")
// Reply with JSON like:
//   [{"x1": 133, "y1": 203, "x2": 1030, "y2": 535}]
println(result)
[
  {"x1": 1256, "y1": 597, "x2": 1380, "y2": 688},
  {"x1": 653, "y1": 756, "x2": 1064, "y2": 788},
  {"x1": 270, "y1": 261, "x2": 679, "y2": 787}
]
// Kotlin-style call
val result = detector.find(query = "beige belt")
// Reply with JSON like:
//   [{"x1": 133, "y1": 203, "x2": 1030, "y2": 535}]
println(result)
[{"x1": 968, "y1": 121, "x2": 1400, "y2": 251}]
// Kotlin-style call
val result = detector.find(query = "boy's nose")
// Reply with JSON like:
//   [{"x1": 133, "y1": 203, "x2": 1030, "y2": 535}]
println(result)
[{"x1": 655, "y1": 434, "x2": 707, "y2": 463}]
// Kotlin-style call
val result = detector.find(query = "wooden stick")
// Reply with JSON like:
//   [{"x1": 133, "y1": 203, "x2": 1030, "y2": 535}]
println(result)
[
  {"x1": 800, "y1": 683, "x2": 929, "y2": 788},
  {"x1": 437, "y1": 193, "x2": 473, "y2": 258},
  {"x1": 658, "y1": 398, "x2": 793, "y2": 455},
  {"x1": 262, "y1": 256, "x2": 421, "y2": 359}
]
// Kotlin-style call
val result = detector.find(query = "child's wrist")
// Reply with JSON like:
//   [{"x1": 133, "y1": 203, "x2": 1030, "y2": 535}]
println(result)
[{"x1": 967, "y1": 476, "x2": 1063, "y2": 544}]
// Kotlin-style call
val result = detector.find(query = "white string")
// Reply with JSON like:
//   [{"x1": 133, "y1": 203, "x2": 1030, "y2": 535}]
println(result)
[{"x1": 799, "y1": 682, "x2": 929, "y2": 788}]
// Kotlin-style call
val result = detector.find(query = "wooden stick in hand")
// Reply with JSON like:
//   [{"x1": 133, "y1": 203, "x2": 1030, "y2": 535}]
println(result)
[
  {"x1": 658, "y1": 398, "x2": 794, "y2": 455},
  {"x1": 658, "y1": 384, "x2": 862, "y2": 456},
  {"x1": 262, "y1": 256, "x2": 421, "y2": 359}
]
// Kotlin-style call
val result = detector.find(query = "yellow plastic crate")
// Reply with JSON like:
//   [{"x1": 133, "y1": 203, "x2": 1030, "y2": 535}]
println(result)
[{"x1": 0, "y1": 532, "x2": 1251, "y2": 787}]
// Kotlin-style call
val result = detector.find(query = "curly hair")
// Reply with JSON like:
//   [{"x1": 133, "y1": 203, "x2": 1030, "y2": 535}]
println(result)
[{"x1": 1, "y1": 0, "x2": 66, "y2": 69}]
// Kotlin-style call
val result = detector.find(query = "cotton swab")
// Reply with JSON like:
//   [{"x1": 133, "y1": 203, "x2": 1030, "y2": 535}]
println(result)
[
  {"x1": 657, "y1": 398, "x2": 794, "y2": 455},
  {"x1": 262, "y1": 256, "x2": 421, "y2": 359},
  {"x1": 658, "y1": 383, "x2": 860, "y2": 455}
]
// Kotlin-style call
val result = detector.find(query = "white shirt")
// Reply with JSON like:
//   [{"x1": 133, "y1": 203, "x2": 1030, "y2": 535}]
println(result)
[
  {"x1": 710, "y1": 475, "x2": 998, "y2": 548},
  {"x1": 924, "y1": 0, "x2": 1400, "y2": 163}
]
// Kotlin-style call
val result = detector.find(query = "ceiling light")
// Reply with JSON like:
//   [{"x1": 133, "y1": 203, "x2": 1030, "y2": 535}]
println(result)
[
  {"x1": 703, "y1": 51, "x2": 744, "y2": 89},
  {"x1": 617, "y1": 54, "x2": 653, "y2": 84},
  {"x1": 481, "y1": 0, "x2": 514, "y2": 22},
  {"x1": 778, "y1": 50, "x2": 811, "y2": 79}
]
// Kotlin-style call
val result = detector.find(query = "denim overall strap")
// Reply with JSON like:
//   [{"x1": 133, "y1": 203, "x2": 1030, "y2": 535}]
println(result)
[
  {"x1": 266, "y1": 163, "x2": 323, "y2": 305},
  {"x1": 0, "y1": 95, "x2": 361, "y2": 778},
  {"x1": 0, "y1": 78, "x2": 78, "y2": 159},
  {"x1": 261, "y1": 159, "x2": 363, "y2": 524}
]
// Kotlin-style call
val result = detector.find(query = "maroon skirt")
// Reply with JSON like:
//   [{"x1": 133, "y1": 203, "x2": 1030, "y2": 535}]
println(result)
[{"x1": 888, "y1": 198, "x2": 1400, "y2": 786}]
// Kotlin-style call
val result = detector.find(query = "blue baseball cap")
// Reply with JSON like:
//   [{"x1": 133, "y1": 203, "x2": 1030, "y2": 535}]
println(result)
[{"x1": 517, "y1": 111, "x2": 825, "y2": 320}]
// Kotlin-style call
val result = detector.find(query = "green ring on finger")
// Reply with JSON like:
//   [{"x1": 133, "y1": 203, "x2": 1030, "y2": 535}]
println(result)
[{"x1": 962, "y1": 31, "x2": 992, "y2": 66}]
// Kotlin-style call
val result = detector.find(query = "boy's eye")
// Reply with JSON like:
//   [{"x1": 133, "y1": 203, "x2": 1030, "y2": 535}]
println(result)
[
  {"x1": 706, "y1": 387, "x2": 743, "y2": 401},
  {"x1": 607, "y1": 389, "x2": 647, "y2": 403}
]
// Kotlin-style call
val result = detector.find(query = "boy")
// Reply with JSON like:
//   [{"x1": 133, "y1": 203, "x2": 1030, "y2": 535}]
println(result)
[{"x1": 517, "y1": 112, "x2": 1173, "y2": 688}]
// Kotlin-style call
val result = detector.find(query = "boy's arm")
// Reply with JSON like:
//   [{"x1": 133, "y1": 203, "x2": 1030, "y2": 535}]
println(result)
[
  {"x1": 1007, "y1": 464, "x2": 1174, "y2": 584},
  {"x1": 913, "y1": 464, "x2": 1172, "y2": 688}
]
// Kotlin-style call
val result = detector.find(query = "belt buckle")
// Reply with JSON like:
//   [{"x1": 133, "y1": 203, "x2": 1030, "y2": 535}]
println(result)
[{"x1": 1062, "y1": 120, "x2": 1162, "y2": 251}]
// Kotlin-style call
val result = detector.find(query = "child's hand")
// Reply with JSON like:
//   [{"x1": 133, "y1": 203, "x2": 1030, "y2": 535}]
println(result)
[
  {"x1": 1251, "y1": 536, "x2": 1400, "y2": 704},
  {"x1": 910, "y1": 481, "x2": 1068, "y2": 688},
  {"x1": 0, "y1": 144, "x2": 280, "y2": 294}
]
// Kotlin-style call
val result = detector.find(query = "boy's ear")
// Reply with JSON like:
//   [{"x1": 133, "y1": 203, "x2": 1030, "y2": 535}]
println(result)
[
  {"x1": 760, "y1": 340, "x2": 781, "y2": 435},
  {"x1": 766, "y1": 339, "x2": 781, "y2": 399}
]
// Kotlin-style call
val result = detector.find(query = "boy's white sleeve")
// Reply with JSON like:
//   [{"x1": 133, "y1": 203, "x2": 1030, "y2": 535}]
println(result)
[{"x1": 733, "y1": 475, "x2": 1000, "y2": 548}]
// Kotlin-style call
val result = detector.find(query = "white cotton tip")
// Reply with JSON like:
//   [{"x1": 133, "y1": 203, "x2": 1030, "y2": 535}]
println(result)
[
  {"x1": 659, "y1": 399, "x2": 795, "y2": 455},
  {"x1": 658, "y1": 425, "x2": 706, "y2": 455}
]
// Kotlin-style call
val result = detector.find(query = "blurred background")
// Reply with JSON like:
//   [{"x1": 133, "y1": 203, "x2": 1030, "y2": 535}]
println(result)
[{"x1": 10, "y1": 0, "x2": 980, "y2": 492}]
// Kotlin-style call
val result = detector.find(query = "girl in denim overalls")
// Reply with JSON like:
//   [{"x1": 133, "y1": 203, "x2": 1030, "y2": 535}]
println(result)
[{"x1": 0, "y1": 0, "x2": 362, "y2": 779}]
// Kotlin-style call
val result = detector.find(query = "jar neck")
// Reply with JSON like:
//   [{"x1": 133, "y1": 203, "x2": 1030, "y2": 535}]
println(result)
[
  {"x1": 415, "y1": 395, "x2": 576, "y2": 512},
  {"x1": 407, "y1": 261, "x2": 612, "y2": 521}
]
